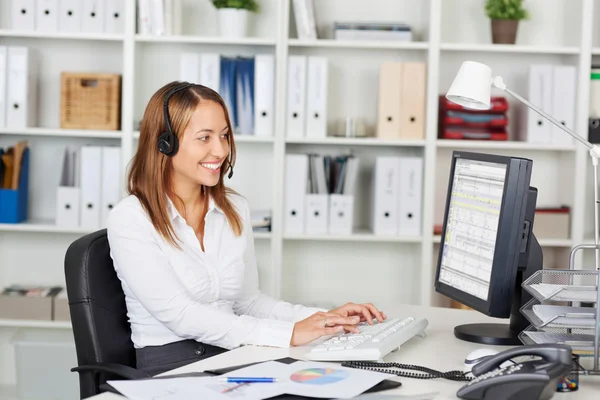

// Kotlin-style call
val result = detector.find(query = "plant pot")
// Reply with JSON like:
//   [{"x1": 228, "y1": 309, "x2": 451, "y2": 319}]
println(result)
[
  {"x1": 217, "y1": 8, "x2": 249, "y2": 38},
  {"x1": 491, "y1": 19, "x2": 519, "y2": 44}
]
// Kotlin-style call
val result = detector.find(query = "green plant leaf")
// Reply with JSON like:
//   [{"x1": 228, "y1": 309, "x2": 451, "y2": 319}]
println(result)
[
  {"x1": 211, "y1": 0, "x2": 260, "y2": 12},
  {"x1": 485, "y1": 0, "x2": 529, "y2": 20}
]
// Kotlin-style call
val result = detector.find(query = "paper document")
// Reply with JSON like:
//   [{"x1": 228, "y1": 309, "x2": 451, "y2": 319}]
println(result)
[
  {"x1": 528, "y1": 283, "x2": 598, "y2": 302},
  {"x1": 532, "y1": 304, "x2": 596, "y2": 327}
]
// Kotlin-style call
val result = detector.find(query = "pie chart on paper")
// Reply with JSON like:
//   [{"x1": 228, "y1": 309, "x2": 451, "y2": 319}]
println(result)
[{"x1": 290, "y1": 368, "x2": 350, "y2": 385}]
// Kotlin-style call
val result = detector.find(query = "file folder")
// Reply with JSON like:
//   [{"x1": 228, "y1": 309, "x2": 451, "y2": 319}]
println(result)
[
  {"x1": 200, "y1": 53, "x2": 221, "y2": 92},
  {"x1": 6, "y1": 47, "x2": 37, "y2": 128},
  {"x1": 286, "y1": 55, "x2": 307, "y2": 138},
  {"x1": 306, "y1": 56, "x2": 328, "y2": 138},
  {"x1": 377, "y1": 63, "x2": 403, "y2": 139},
  {"x1": 36, "y1": 0, "x2": 59, "y2": 32},
  {"x1": 220, "y1": 57, "x2": 238, "y2": 132},
  {"x1": 398, "y1": 157, "x2": 423, "y2": 236},
  {"x1": 236, "y1": 57, "x2": 255, "y2": 136},
  {"x1": 80, "y1": 145, "x2": 102, "y2": 230},
  {"x1": 524, "y1": 65, "x2": 553, "y2": 143},
  {"x1": 56, "y1": 147, "x2": 80, "y2": 227},
  {"x1": 12, "y1": 0, "x2": 36, "y2": 31},
  {"x1": 551, "y1": 65, "x2": 576, "y2": 146},
  {"x1": 399, "y1": 63, "x2": 426, "y2": 139},
  {"x1": 81, "y1": 0, "x2": 105, "y2": 33},
  {"x1": 329, "y1": 194, "x2": 353, "y2": 235},
  {"x1": 305, "y1": 194, "x2": 329, "y2": 235},
  {"x1": 180, "y1": 53, "x2": 200, "y2": 83},
  {"x1": 284, "y1": 154, "x2": 308, "y2": 234},
  {"x1": 100, "y1": 146, "x2": 121, "y2": 227},
  {"x1": 104, "y1": 0, "x2": 125, "y2": 34},
  {"x1": 254, "y1": 54, "x2": 275, "y2": 137},
  {"x1": 371, "y1": 156, "x2": 400, "y2": 235},
  {"x1": 58, "y1": 0, "x2": 82, "y2": 33},
  {"x1": 0, "y1": 47, "x2": 7, "y2": 128}
]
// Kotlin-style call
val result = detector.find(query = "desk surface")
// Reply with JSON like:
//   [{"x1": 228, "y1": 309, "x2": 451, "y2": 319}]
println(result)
[{"x1": 86, "y1": 304, "x2": 599, "y2": 399}]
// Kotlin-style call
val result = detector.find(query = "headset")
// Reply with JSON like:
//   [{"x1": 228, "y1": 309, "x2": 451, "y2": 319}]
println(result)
[{"x1": 158, "y1": 82, "x2": 234, "y2": 179}]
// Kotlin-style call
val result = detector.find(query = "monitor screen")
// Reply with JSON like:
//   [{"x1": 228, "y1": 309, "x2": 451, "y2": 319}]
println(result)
[{"x1": 438, "y1": 158, "x2": 507, "y2": 302}]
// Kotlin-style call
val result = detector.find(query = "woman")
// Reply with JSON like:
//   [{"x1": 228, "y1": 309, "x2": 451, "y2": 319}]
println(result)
[{"x1": 106, "y1": 81, "x2": 386, "y2": 376}]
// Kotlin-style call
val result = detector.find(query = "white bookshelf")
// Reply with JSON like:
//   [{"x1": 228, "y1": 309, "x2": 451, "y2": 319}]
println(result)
[{"x1": 0, "y1": 0, "x2": 598, "y2": 388}]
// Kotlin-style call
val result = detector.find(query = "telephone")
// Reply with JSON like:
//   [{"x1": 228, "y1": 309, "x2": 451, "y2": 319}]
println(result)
[{"x1": 456, "y1": 344, "x2": 573, "y2": 400}]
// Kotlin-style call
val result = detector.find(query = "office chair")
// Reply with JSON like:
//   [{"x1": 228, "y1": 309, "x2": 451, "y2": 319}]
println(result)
[{"x1": 64, "y1": 229, "x2": 151, "y2": 399}]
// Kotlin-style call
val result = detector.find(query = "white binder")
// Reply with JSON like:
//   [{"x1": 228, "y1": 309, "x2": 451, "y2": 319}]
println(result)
[
  {"x1": 254, "y1": 54, "x2": 275, "y2": 137},
  {"x1": 0, "y1": 47, "x2": 7, "y2": 128},
  {"x1": 58, "y1": 0, "x2": 82, "y2": 33},
  {"x1": 286, "y1": 55, "x2": 307, "y2": 138},
  {"x1": 81, "y1": 0, "x2": 105, "y2": 33},
  {"x1": 305, "y1": 194, "x2": 329, "y2": 235},
  {"x1": 56, "y1": 147, "x2": 80, "y2": 228},
  {"x1": 525, "y1": 65, "x2": 553, "y2": 143},
  {"x1": 329, "y1": 194, "x2": 354, "y2": 235},
  {"x1": 6, "y1": 46, "x2": 37, "y2": 128},
  {"x1": 200, "y1": 53, "x2": 220, "y2": 92},
  {"x1": 551, "y1": 65, "x2": 576, "y2": 146},
  {"x1": 284, "y1": 154, "x2": 309, "y2": 234},
  {"x1": 80, "y1": 145, "x2": 103, "y2": 230},
  {"x1": 12, "y1": 0, "x2": 36, "y2": 31},
  {"x1": 180, "y1": 53, "x2": 200, "y2": 83},
  {"x1": 376, "y1": 62, "x2": 403, "y2": 139},
  {"x1": 371, "y1": 156, "x2": 400, "y2": 235},
  {"x1": 104, "y1": 0, "x2": 125, "y2": 34},
  {"x1": 36, "y1": 0, "x2": 59, "y2": 32},
  {"x1": 100, "y1": 146, "x2": 121, "y2": 227},
  {"x1": 305, "y1": 56, "x2": 328, "y2": 138},
  {"x1": 398, "y1": 157, "x2": 423, "y2": 236}
]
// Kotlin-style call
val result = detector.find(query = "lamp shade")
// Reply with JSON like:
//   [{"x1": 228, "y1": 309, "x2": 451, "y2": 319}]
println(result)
[{"x1": 446, "y1": 61, "x2": 492, "y2": 110}]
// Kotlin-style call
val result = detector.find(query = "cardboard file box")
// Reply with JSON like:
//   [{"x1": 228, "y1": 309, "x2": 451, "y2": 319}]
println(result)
[
  {"x1": 0, "y1": 285, "x2": 61, "y2": 321},
  {"x1": 0, "y1": 147, "x2": 29, "y2": 223},
  {"x1": 533, "y1": 207, "x2": 570, "y2": 239}
]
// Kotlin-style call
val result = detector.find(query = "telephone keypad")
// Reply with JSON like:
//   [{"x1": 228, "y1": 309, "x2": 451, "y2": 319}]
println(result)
[{"x1": 468, "y1": 364, "x2": 523, "y2": 386}]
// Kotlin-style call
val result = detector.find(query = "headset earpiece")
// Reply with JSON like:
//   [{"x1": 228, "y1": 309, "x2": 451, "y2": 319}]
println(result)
[{"x1": 158, "y1": 82, "x2": 193, "y2": 157}]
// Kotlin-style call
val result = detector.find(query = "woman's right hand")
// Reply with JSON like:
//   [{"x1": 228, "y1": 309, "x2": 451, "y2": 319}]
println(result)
[{"x1": 290, "y1": 312, "x2": 361, "y2": 346}]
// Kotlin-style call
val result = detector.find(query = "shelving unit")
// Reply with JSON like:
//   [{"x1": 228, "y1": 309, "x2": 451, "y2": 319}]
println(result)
[{"x1": 0, "y1": 0, "x2": 599, "y2": 388}]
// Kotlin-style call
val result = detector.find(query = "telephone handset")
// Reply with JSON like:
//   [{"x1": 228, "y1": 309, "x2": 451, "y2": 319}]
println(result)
[{"x1": 457, "y1": 344, "x2": 573, "y2": 400}]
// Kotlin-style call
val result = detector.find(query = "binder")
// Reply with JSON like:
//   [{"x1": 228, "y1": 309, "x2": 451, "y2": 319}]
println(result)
[
  {"x1": 80, "y1": 145, "x2": 102, "y2": 230},
  {"x1": 524, "y1": 65, "x2": 553, "y2": 143},
  {"x1": 58, "y1": 0, "x2": 82, "y2": 33},
  {"x1": 81, "y1": 0, "x2": 105, "y2": 34},
  {"x1": 371, "y1": 156, "x2": 400, "y2": 235},
  {"x1": 180, "y1": 53, "x2": 200, "y2": 83},
  {"x1": 0, "y1": 47, "x2": 7, "y2": 128},
  {"x1": 286, "y1": 55, "x2": 307, "y2": 138},
  {"x1": 56, "y1": 147, "x2": 80, "y2": 228},
  {"x1": 254, "y1": 54, "x2": 275, "y2": 137},
  {"x1": 551, "y1": 65, "x2": 576, "y2": 146},
  {"x1": 220, "y1": 57, "x2": 238, "y2": 132},
  {"x1": 100, "y1": 146, "x2": 121, "y2": 227},
  {"x1": 305, "y1": 56, "x2": 328, "y2": 138},
  {"x1": 399, "y1": 63, "x2": 426, "y2": 139},
  {"x1": 137, "y1": 0, "x2": 152, "y2": 35},
  {"x1": 398, "y1": 157, "x2": 423, "y2": 236},
  {"x1": 329, "y1": 194, "x2": 353, "y2": 235},
  {"x1": 12, "y1": 0, "x2": 36, "y2": 31},
  {"x1": 36, "y1": 0, "x2": 59, "y2": 32},
  {"x1": 284, "y1": 154, "x2": 309, "y2": 234},
  {"x1": 6, "y1": 47, "x2": 37, "y2": 128},
  {"x1": 377, "y1": 63, "x2": 403, "y2": 139},
  {"x1": 200, "y1": 53, "x2": 221, "y2": 92},
  {"x1": 236, "y1": 57, "x2": 255, "y2": 136},
  {"x1": 104, "y1": 0, "x2": 125, "y2": 34},
  {"x1": 305, "y1": 154, "x2": 328, "y2": 234},
  {"x1": 150, "y1": 0, "x2": 165, "y2": 36}
]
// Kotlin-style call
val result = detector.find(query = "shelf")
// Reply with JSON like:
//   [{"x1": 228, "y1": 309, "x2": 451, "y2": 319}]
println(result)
[
  {"x1": 135, "y1": 35, "x2": 276, "y2": 46},
  {"x1": 0, "y1": 29, "x2": 125, "y2": 42},
  {"x1": 133, "y1": 131, "x2": 274, "y2": 143},
  {"x1": 0, "y1": 220, "x2": 91, "y2": 234},
  {"x1": 0, "y1": 127, "x2": 122, "y2": 139},
  {"x1": 440, "y1": 43, "x2": 579, "y2": 55},
  {"x1": 0, "y1": 319, "x2": 71, "y2": 329},
  {"x1": 433, "y1": 235, "x2": 573, "y2": 248},
  {"x1": 593, "y1": 48, "x2": 600, "y2": 55},
  {"x1": 286, "y1": 137, "x2": 426, "y2": 147},
  {"x1": 436, "y1": 140, "x2": 577, "y2": 151},
  {"x1": 288, "y1": 39, "x2": 428, "y2": 50},
  {"x1": 252, "y1": 232, "x2": 271, "y2": 239},
  {"x1": 285, "y1": 230, "x2": 422, "y2": 243}
]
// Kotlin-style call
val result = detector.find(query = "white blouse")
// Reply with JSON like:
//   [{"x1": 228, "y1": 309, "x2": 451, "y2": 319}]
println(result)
[{"x1": 106, "y1": 193, "x2": 323, "y2": 349}]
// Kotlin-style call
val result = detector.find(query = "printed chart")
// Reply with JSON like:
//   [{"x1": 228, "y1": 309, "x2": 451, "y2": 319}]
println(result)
[{"x1": 290, "y1": 368, "x2": 350, "y2": 385}]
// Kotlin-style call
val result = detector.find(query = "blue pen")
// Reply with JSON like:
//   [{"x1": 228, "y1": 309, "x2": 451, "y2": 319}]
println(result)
[{"x1": 218, "y1": 377, "x2": 282, "y2": 383}]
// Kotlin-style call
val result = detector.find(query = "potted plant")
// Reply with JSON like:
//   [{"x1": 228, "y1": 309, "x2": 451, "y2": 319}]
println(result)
[
  {"x1": 485, "y1": 0, "x2": 529, "y2": 44},
  {"x1": 211, "y1": 0, "x2": 260, "y2": 38}
]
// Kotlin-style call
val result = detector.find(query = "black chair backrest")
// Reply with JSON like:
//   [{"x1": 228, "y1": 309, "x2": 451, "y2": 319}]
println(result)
[{"x1": 64, "y1": 229, "x2": 135, "y2": 398}]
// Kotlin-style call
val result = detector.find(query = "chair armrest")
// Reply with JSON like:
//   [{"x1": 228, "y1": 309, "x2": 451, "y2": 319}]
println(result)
[{"x1": 71, "y1": 362, "x2": 151, "y2": 380}]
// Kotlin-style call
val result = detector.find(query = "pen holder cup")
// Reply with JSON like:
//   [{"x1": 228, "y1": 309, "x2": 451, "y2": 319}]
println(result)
[
  {"x1": 557, "y1": 354, "x2": 581, "y2": 392},
  {"x1": 0, "y1": 148, "x2": 29, "y2": 224}
]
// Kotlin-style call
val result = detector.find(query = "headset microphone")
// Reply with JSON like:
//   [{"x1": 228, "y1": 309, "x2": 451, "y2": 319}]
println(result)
[{"x1": 158, "y1": 82, "x2": 193, "y2": 157}]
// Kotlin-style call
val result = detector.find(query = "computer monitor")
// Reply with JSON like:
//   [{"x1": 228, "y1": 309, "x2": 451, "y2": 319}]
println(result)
[{"x1": 434, "y1": 151, "x2": 543, "y2": 346}]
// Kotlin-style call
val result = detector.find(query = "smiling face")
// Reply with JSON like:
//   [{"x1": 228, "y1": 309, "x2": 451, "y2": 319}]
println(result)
[{"x1": 171, "y1": 100, "x2": 230, "y2": 188}]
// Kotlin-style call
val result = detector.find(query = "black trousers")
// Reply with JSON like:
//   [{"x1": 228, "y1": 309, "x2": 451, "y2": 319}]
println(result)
[{"x1": 136, "y1": 339, "x2": 228, "y2": 376}]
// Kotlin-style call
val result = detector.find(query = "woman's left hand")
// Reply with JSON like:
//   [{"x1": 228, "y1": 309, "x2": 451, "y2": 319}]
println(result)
[{"x1": 328, "y1": 302, "x2": 387, "y2": 325}]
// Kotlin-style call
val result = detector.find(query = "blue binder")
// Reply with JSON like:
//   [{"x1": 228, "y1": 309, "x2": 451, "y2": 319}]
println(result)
[{"x1": 0, "y1": 147, "x2": 29, "y2": 223}]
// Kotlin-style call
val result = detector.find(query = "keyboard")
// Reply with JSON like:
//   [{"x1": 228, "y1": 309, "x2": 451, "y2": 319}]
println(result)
[{"x1": 305, "y1": 316, "x2": 429, "y2": 361}]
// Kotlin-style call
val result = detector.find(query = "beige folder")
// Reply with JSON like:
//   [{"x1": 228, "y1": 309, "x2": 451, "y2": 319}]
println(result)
[
  {"x1": 400, "y1": 62, "x2": 426, "y2": 139},
  {"x1": 376, "y1": 62, "x2": 403, "y2": 139}
]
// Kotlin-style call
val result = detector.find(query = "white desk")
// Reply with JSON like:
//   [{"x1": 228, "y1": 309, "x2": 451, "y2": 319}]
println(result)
[{"x1": 85, "y1": 304, "x2": 600, "y2": 399}]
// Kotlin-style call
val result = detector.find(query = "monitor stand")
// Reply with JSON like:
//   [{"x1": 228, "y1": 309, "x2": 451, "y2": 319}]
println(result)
[{"x1": 454, "y1": 187, "x2": 543, "y2": 346}]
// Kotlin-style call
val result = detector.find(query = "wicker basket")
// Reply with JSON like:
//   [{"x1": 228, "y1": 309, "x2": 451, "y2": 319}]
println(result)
[{"x1": 60, "y1": 72, "x2": 121, "y2": 130}]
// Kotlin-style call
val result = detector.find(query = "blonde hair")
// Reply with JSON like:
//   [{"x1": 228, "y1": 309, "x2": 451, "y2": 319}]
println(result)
[{"x1": 127, "y1": 81, "x2": 242, "y2": 247}]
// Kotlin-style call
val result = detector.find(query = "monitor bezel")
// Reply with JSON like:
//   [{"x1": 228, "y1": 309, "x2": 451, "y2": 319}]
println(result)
[{"x1": 434, "y1": 151, "x2": 532, "y2": 318}]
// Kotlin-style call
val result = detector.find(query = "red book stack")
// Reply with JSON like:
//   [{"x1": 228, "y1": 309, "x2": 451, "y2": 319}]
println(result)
[{"x1": 438, "y1": 95, "x2": 509, "y2": 140}]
